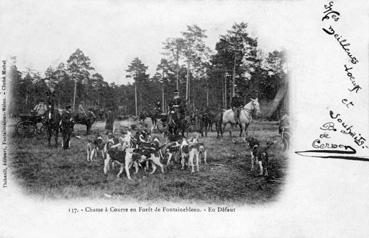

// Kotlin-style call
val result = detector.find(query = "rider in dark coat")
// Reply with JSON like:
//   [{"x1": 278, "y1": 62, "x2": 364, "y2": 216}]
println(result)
[
  {"x1": 168, "y1": 90, "x2": 185, "y2": 120},
  {"x1": 154, "y1": 100, "x2": 161, "y2": 116},
  {"x1": 46, "y1": 90, "x2": 56, "y2": 112},
  {"x1": 231, "y1": 91, "x2": 243, "y2": 124}
]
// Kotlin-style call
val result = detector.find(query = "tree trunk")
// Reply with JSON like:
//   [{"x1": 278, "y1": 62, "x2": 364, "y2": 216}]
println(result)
[
  {"x1": 266, "y1": 80, "x2": 288, "y2": 118},
  {"x1": 206, "y1": 79, "x2": 209, "y2": 107},
  {"x1": 73, "y1": 78, "x2": 77, "y2": 111},
  {"x1": 162, "y1": 86, "x2": 165, "y2": 112},
  {"x1": 232, "y1": 53, "x2": 236, "y2": 99},
  {"x1": 224, "y1": 74, "x2": 227, "y2": 108},
  {"x1": 176, "y1": 52, "x2": 179, "y2": 91},
  {"x1": 135, "y1": 83, "x2": 138, "y2": 116},
  {"x1": 186, "y1": 61, "x2": 190, "y2": 101}
]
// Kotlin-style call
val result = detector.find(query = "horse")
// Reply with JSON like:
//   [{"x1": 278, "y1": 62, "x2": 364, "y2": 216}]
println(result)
[
  {"x1": 207, "y1": 109, "x2": 218, "y2": 132},
  {"x1": 215, "y1": 110, "x2": 224, "y2": 138},
  {"x1": 199, "y1": 111, "x2": 211, "y2": 137},
  {"x1": 167, "y1": 110, "x2": 188, "y2": 137},
  {"x1": 146, "y1": 109, "x2": 162, "y2": 132},
  {"x1": 44, "y1": 107, "x2": 61, "y2": 147},
  {"x1": 138, "y1": 111, "x2": 148, "y2": 123},
  {"x1": 73, "y1": 110, "x2": 96, "y2": 135},
  {"x1": 220, "y1": 98, "x2": 261, "y2": 137}
]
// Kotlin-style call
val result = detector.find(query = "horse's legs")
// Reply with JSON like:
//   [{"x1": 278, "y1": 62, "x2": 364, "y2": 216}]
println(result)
[
  {"x1": 204, "y1": 121, "x2": 208, "y2": 137},
  {"x1": 86, "y1": 123, "x2": 90, "y2": 135},
  {"x1": 244, "y1": 123, "x2": 250, "y2": 137},
  {"x1": 64, "y1": 131, "x2": 71, "y2": 149},
  {"x1": 239, "y1": 123, "x2": 243, "y2": 137},
  {"x1": 54, "y1": 127, "x2": 58, "y2": 147},
  {"x1": 47, "y1": 127, "x2": 52, "y2": 146},
  {"x1": 224, "y1": 122, "x2": 232, "y2": 137},
  {"x1": 220, "y1": 123, "x2": 224, "y2": 138}
]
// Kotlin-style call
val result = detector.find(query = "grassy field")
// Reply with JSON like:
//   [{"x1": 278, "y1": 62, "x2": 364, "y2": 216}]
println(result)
[{"x1": 8, "y1": 119, "x2": 287, "y2": 204}]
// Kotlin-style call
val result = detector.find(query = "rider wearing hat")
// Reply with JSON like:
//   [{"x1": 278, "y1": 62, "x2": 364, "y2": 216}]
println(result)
[
  {"x1": 154, "y1": 100, "x2": 161, "y2": 116},
  {"x1": 168, "y1": 90, "x2": 185, "y2": 120},
  {"x1": 231, "y1": 90, "x2": 243, "y2": 124},
  {"x1": 46, "y1": 90, "x2": 56, "y2": 111},
  {"x1": 78, "y1": 103, "x2": 87, "y2": 117},
  {"x1": 65, "y1": 105, "x2": 72, "y2": 116}
]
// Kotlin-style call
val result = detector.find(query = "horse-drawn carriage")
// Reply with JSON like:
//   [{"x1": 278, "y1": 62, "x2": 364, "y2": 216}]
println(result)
[{"x1": 15, "y1": 113, "x2": 46, "y2": 138}]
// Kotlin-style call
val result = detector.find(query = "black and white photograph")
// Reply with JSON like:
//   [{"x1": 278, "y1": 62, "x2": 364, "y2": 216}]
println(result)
[
  {"x1": 4, "y1": 1, "x2": 289, "y2": 203},
  {"x1": 0, "y1": 0, "x2": 368, "y2": 237}
]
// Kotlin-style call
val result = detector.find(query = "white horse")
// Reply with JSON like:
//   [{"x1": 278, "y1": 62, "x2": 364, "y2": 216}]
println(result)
[{"x1": 221, "y1": 98, "x2": 261, "y2": 137}]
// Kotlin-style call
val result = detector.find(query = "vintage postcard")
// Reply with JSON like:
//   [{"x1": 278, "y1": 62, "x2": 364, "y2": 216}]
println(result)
[{"x1": 0, "y1": 0, "x2": 368, "y2": 237}]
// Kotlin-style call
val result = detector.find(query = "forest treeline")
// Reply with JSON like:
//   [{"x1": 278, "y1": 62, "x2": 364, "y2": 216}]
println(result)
[{"x1": 9, "y1": 23, "x2": 288, "y2": 119}]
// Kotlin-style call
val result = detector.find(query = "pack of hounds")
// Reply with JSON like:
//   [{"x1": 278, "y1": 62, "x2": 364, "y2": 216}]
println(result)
[
  {"x1": 86, "y1": 129, "x2": 276, "y2": 180},
  {"x1": 86, "y1": 129, "x2": 207, "y2": 180}
]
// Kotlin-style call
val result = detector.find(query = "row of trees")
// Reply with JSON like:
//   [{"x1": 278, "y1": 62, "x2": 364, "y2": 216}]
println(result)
[{"x1": 9, "y1": 22, "x2": 288, "y2": 119}]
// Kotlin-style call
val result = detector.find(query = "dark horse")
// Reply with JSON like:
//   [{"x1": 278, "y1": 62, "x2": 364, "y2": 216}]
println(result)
[
  {"x1": 73, "y1": 110, "x2": 96, "y2": 135},
  {"x1": 167, "y1": 110, "x2": 188, "y2": 137},
  {"x1": 199, "y1": 111, "x2": 212, "y2": 137},
  {"x1": 44, "y1": 107, "x2": 61, "y2": 147},
  {"x1": 139, "y1": 109, "x2": 164, "y2": 133}
]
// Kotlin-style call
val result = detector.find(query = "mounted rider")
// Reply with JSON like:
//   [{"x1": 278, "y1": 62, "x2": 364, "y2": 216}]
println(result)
[
  {"x1": 154, "y1": 100, "x2": 161, "y2": 116},
  {"x1": 78, "y1": 103, "x2": 87, "y2": 117},
  {"x1": 168, "y1": 90, "x2": 185, "y2": 122},
  {"x1": 231, "y1": 90, "x2": 243, "y2": 124},
  {"x1": 46, "y1": 89, "x2": 56, "y2": 116},
  {"x1": 63, "y1": 105, "x2": 73, "y2": 118}
]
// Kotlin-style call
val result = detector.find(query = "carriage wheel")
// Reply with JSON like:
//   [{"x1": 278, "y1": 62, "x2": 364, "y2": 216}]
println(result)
[{"x1": 16, "y1": 121, "x2": 36, "y2": 137}]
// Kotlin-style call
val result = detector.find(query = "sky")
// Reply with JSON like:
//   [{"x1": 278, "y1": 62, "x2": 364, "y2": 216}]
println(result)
[{"x1": 0, "y1": 0, "x2": 293, "y2": 85}]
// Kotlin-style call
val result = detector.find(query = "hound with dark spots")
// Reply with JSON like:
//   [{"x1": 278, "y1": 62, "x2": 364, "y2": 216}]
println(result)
[
  {"x1": 132, "y1": 136, "x2": 165, "y2": 175},
  {"x1": 164, "y1": 141, "x2": 182, "y2": 166},
  {"x1": 180, "y1": 138, "x2": 190, "y2": 170},
  {"x1": 103, "y1": 135, "x2": 140, "y2": 180},
  {"x1": 86, "y1": 135, "x2": 105, "y2": 162},
  {"x1": 246, "y1": 137, "x2": 275, "y2": 176},
  {"x1": 245, "y1": 136, "x2": 260, "y2": 172}
]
